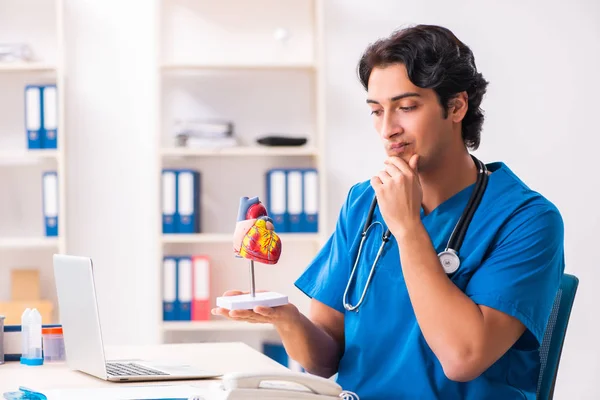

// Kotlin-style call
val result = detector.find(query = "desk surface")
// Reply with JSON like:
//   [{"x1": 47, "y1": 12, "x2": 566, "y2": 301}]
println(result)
[{"x1": 0, "y1": 342, "x2": 289, "y2": 393}]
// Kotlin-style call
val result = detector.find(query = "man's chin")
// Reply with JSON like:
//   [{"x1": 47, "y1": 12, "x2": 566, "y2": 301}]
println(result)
[{"x1": 386, "y1": 151, "x2": 412, "y2": 163}]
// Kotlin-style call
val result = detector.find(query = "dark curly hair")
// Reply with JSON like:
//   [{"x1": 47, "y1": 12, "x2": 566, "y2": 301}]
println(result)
[{"x1": 358, "y1": 24, "x2": 489, "y2": 150}]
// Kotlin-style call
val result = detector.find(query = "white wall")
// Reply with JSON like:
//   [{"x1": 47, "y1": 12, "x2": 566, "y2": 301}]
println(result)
[
  {"x1": 59, "y1": 0, "x2": 599, "y2": 397},
  {"x1": 322, "y1": 1, "x2": 600, "y2": 398},
  {"x1": 63, "y1": 0, "x2": 160, "y2": 346}
]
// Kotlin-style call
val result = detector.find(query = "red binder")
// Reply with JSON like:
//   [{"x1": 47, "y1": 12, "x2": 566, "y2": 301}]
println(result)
[{"x1": 191, "y1": 255, "x2": 210, "y2": 321}]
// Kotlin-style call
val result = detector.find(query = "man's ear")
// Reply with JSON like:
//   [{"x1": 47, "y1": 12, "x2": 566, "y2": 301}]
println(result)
[{"x1": 448, "y1": 92, "x2": 469, "y2": 123}]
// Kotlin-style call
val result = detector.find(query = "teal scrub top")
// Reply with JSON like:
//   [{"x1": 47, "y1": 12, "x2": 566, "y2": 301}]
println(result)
[{"x1": 294, "y1": 162, "x2": 565, "y2": 400}]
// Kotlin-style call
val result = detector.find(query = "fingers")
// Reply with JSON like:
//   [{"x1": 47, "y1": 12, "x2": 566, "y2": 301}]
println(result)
[
  {"x1": 409, "y1": 154, "x2": 419, "y2": 171},
  {"x1": 384, "y1": 156, "x2": 414, "y2": 176},
  {"x1": 254, "y1": 305, "x2": 276, "y2": 317},
  {"x1": 383, "y1": 164, "x2": 402, "y2": 179},
  {"x1": 377, "y1": 170, "x2": 392, "y2": 184},
  {"x1": 222, "y1": 289, "x2": 247, "y2": 296}
]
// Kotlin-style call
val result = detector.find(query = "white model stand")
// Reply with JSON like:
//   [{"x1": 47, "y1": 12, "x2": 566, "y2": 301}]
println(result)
[
  {"x1": 216, "y1": 258, "x2": 289, "y2": 310},
  {"x1": 216, "y1": 292, "x2": 288, "y2": 311}
]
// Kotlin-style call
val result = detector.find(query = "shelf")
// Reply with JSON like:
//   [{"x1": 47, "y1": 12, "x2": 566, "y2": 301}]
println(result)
[
  {"x1": 161, "y1": 63, "x2": 316, "y2": 72},
  {"x1": 162, "y1": 320, "x2": 275, "y2": 332},
  {"x1": 161, "y1": 146, "x2": 318, "y2": 157},
  {"x1": 162, "y1": 233, "x2": 321, "y2": 245},
  {"x1": 0, "y1": 150, "x2": 59, "y2": 165},
  {"x1": 0, "y1": 237, "x2": 60, "y2": 249},
  {"x1": 0, "y1": 63, "x2": 57, "y2": 73}
]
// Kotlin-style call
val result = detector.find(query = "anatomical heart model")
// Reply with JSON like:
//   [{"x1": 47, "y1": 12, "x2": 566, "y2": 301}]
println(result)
[{"x1": 216, "y1": 196, "x2": 288, "y2": 310}]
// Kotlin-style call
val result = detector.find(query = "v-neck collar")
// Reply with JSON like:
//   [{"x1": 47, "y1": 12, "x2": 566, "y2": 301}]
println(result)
[{"x1": 419, "y1": 161, "x2": 504, "y2": 220}]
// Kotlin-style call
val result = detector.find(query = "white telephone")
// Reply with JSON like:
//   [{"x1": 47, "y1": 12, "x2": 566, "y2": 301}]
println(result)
[{"x1": 214, "y1": 371, "x2": 360, "y2": 400}]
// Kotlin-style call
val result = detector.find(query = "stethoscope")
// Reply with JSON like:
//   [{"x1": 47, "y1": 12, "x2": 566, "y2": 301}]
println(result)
[{"x1": 343, "y1": 155, "x2": 489, "y2": 312}]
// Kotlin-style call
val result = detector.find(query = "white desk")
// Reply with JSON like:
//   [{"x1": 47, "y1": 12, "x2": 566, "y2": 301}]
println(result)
[{"x1": 0, "y1": 342, "x2": 289, "y2": 393}]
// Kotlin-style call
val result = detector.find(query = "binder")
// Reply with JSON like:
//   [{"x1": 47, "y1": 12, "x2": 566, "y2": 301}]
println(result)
[
  {"x1": 286, "y1": 169, "x2": 303, "y2": 232},
  {"x1": 263, "y1": 342, "x2": 290, "y2": 368},
  {"x1": 42, "y1": 85, "x2": 58, "y2": 149},
  {"x1": 162, "y1": 257, "x2": 177, "y2": 321},
  {"x1": 191, "y1": 255, "x2": 210, "y2": 321},
  {"x1": 302, "y1": 169, "x2": 319, "y2": 233},
  {"x1": 177, "y1": 256, "x2": 192, "y2": 321},
  {"x1": 24, "y1": 85, "x2": 42, "y2": 149},
  {"x1": 161, "y1": 169, "x2": 178, "y2": 234},
  {"x1": 42, "y1": 171, "x2": 58, "y2": 237},
  {"x1": 177, "y1": 169, "x2": 201, "y2": 234},
  {"x1": 266, "y1": 169, "x2": 288, "y2": 232}
]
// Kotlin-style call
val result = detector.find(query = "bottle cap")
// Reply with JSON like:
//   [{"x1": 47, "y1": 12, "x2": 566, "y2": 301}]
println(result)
[{"x1": 20, "y1": 357, "x2": 44, "y2": 366}]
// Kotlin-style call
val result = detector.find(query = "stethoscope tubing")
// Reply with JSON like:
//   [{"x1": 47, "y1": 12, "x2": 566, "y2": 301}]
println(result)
[{"x1": 343, "y1": 155, "x2": 488, "y2": 312}]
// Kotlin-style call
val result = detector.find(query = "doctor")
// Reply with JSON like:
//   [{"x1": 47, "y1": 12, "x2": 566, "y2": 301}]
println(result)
[{"x1": 212, "y1": 24, "x2": 564, "y2": 400}]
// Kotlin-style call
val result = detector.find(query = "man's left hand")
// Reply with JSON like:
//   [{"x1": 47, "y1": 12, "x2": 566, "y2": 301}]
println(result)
[{"x1": 370, "y1": 154, "x2": 422, "y2": 237}]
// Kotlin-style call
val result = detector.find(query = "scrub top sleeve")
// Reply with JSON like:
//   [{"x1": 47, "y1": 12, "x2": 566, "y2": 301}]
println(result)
[
  {"x1": 465, "y1": 204, "x2": 565, "y2": 346},
  {"x1": 294, "y1": 185, "x2": 357, "y2": 314}
]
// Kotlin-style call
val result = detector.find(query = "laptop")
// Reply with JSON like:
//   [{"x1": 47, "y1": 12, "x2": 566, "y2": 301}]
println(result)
[{"x1": 53, "y1": 254, "x2": 221, "y2": 382}]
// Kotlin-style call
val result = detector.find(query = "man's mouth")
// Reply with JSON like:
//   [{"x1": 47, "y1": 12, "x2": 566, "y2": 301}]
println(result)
[{"x1": 389, "y1": 142, "x2": 410, "y2": 152}]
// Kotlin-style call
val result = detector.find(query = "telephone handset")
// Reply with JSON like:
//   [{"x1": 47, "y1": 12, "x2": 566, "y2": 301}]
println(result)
[{"x1": 217, "y1": 371, "x2": 360, "y2": 400}]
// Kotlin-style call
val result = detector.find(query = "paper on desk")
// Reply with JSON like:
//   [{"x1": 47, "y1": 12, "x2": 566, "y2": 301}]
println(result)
[{"x1": 40, "y1": 384, "x2": 217, "y2": 400}]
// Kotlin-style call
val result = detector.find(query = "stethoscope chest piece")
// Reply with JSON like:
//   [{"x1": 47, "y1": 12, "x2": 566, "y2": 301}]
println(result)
[{"x1": 438, "y1": 249, "x2": 460, "y2": 275}]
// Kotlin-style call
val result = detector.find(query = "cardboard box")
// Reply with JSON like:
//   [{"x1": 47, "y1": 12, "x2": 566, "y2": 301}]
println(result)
[
  {"x1": 0, "y1": 301, "x2": 53, "y2": 325},
  {"x1": 11, "y1": 269, "x2": 41, "y2": 301}
]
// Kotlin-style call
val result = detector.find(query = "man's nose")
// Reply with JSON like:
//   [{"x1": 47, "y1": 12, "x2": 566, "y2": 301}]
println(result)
[{"x1": 381, "y1": 113, "x2": 402, "y2": 139}]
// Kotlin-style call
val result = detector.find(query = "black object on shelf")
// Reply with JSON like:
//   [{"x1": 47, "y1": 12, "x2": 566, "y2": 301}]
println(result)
[{"x1": 256, "y1": 136, "x2": 307, "y2": 146}]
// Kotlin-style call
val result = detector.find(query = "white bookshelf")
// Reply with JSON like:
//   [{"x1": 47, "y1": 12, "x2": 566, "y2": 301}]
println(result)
[
  {"x1": 156, "y1": 0, "x2": 327, "y2": 342},
  {"x1": 162, "y1": 320, "x2": 275, "y2": 332},
  {"x1": 0, "y1": 149, "x2": 59, "y2": 164},
  {"x1": 0, "y1": 0, "x2": 67, "y2": 324},
  {"x1": 0, "y1": 237, "x2": 61, "y2": 250},
  {"x1": 162, "y1": 233, "x2": 322, "y2": 245},
  {"x1": 161, "y1": 146, "x2": 319, "y2": 158},
  {"x1": 0, "y1": 63, "x2": 57, "y2": 72},
  {"x1": 161, "y1": 63, "x2": 316, "y2": 72}
]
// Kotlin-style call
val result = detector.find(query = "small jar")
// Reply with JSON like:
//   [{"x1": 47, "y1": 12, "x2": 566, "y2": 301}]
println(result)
[{"x1": 42, "y1": 327, "x2": 65, "y2": 362}]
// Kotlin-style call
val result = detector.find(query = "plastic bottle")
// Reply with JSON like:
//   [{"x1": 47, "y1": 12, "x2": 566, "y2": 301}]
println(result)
[
  {"x1": 20, "y1": 308, "x2": 30, "y2": 364},
  {"x1": 21, "y1": 308, "x2": 43, "y2": 366}
]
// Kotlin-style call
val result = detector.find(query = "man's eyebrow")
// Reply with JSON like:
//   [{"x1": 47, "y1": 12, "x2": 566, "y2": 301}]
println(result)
[{"x1": 366, "y1": 92, "x2": 421, "y2": 104}]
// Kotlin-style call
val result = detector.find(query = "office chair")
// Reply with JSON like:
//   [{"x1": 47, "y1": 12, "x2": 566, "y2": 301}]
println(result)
[{"x1": 537, "y1": 273, "x2": 579, "y2": 400}]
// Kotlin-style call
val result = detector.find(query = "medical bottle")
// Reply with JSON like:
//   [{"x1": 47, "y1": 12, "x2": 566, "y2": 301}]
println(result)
[
  {"x1": 20, "y1": 308, "x2": 31, "y2": 363},
  {"x1": 21, "y1": 308, "x2": 44, "y2": 365}
]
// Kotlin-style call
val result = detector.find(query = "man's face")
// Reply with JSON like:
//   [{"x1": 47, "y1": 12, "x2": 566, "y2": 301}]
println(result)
[{"x1": 366, "y1": 63, "x2": 454, "y2": 170}]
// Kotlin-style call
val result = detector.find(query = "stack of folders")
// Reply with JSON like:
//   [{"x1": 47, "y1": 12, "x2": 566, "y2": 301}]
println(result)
[
  {"x1": 163, "y1": 255, "x2": 210, "y2": 322},
  {"x1": 25, "y1": 84, "x2": 58, "y2": 149},
  {"x1": 265, "y1": 168, "x2": 319, "y2": 233},
  {"x1": 42, "y1": 171, "x2": 58, "y2": 237},
  {"x1": 161, "y1": 169, "x2": 201, "y2": 234}
]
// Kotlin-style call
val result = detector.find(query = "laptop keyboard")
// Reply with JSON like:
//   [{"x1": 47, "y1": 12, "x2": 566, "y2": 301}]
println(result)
[{"x1": 106, "y1": 362, "x2": 169, "y2": 376}]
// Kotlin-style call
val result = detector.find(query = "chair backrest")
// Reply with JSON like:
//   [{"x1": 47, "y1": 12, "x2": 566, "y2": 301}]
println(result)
[{"x1": 537, "y1": 273, "x2": 579, "y2": 400}]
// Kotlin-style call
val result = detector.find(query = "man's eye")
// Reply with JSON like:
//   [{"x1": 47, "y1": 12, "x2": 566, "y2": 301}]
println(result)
[
  {"x1": 370, "y1": 109, "x2": 383, "y2": 116},
  {"x1": 400, "y1": 106, "x2": 417, "y2": 112}
]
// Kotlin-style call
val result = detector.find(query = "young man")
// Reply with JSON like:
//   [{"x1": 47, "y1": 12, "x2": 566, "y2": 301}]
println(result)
[{"x1": 213, "y1": 24, "x2": 564, "y2": 399}]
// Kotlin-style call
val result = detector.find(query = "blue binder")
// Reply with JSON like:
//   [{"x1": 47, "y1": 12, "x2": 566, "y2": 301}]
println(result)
[
  {"x1": 177, "y1": 256, "x2": 192, "y2": 321},
  {"x1": 42, "y1": 171, "x2": 58, "y2": 237},
  {"x1": 301, "y1": 169, "x2": 319, "y2": 233},
  {"x1": 286, "y1": 169, "x2": 303, "y2": 232},
  {"x1": 24, "y1": 85, "x2": 42, "y2": 149},
  {"x1": 263, "y1": 342, "x2": 289, "y2": 367},
  {"x1": 177, "y1": 169, "x2": 201, "y2": 234},
  {"x1": 162, "y1": 169, "x2": 178, "y2": 234},
  {"x1": 266, "y1": 169, "x2": 288, "y2": 232},
  {"x1": 41, "y1": 84, "x2": 58, "y2": 149},
  {"x1": 163, "y1": 256, "x2": 178, "y2": 321}
]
